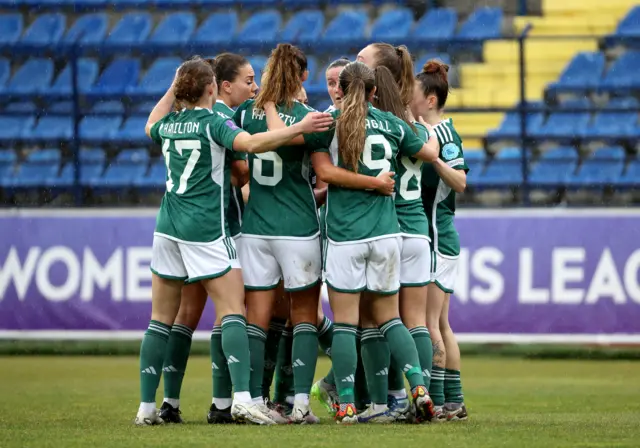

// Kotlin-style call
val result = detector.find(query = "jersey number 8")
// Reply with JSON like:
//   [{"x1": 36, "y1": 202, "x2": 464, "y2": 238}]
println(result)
[
  {"x1": 252, "y1": 152, "x2": 283, "y2": 187},
  {"x1": 162, "y1": 139, "x2": 201, "y2": 194}
]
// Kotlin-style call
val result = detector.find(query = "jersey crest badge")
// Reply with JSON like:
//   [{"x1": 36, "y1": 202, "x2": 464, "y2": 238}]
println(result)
[
  {"x1": 225, "y1": 120, "x2": 239, "y2": 131},
  {"x1": 442, "y1": 143, "x2": 459, "y2": 161}
]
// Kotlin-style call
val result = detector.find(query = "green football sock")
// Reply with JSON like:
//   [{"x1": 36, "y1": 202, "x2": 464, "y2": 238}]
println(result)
[
  {"x1": 211, "y1": 325, "x2": 232, "y2": 401},
  {"x1": 274, "y1": 326, "x2": 294, "y2": 404},
  {"x1": 430, "y1": 366, "x2": 445, "y2": 406},
  {"x1": 262, "y1": 318, "x2": 285, "y2": 399},
  {"x1": 317, "y1": 316, "x2": 336, "y2": 386},
  {"x1": 360, "y1": 328, "x2": 390, "y2": 405},
  {"x1": 332, "y1": 323, "x2": 358, "y2": 404},
  {"x1": 247, "y1": 323, "x2": 267, "y2": 399},
  {"x1": 409, "y1": 326, "x2": 433, "y2": 389},
  {"x1": 221, "y1": 314, "x2": 251, "y2": 393},
  {"x1": 354, "y1": 328, "x2": 370, "y2": 408},
  {"x1": 444, "y1": 369, "x2": 464, "y2": 404},
  {"x1": 140, "y1": 320, "x2": 171, "y2": 403},
  {"x1": 162, "y1": 324, "x2": 193, "y2": 402},
  {"x1": 387, "y1": 364, "x2": 406, "y2": 394},
  {"x1": 379, "y1": 318, "x2": 424, "y2": 391},
  {"x1": 292, "y1": 322, "x2": 319, "y2": 396}
]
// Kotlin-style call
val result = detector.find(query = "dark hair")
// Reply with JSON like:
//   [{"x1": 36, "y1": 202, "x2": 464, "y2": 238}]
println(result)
[
  {"x1": 327, "y1": 57, "x2": 350, "y2": 71},
  {"x1": 373, "y1": 66, "x2": 413, "y2": 128},
  {"x1": 370, "y1": 43, "x2": 415, "y2": 106},
  {"x1": 255, "y1": 44, "x2": 307, "y2": 110},
  {"x1": 416, "y1": 59, "x2": 450, "y2": 108},
  {"x1": 212, "y1": 53, "x2": 250, "y2": 93},
  {"x1": 337, "y1": 62, "x2": 375, "y2": 172},
  {"x1": 174, "y1": 56, "x2": 215, "y2": 105}
]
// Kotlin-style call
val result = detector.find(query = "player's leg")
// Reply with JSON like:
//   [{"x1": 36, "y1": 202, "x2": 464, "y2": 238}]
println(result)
[
  {"x1": 262, "y1": 283, "x2": 288, "y2": 402},
  {"x1": 274, "y1": 238, "x2": 322, "y2": 424},
  {"x1": 187, "y1": 237, "x2": 273, "y2": 425},
  {"x1": 274, "y1": 316, "x2": 295, "y2": 412},
  {"x1": 398, "y1": 237, "x2": 433, "y2": 420},
  {"x1": 324, "y1": 240, "x2": 367, "y2": 424},
  {"x1": 367, "y1": 237, "x2": 435, "y2": 423},
  {"x1": 427, "y1": 252, "x2": 450, "y2": 420},
  {"x1": 136, "y1": 235, "x2": 186, "y2": 426},
  {"x1": 159, "y1": 282, "x2": 208, "y2": 423}
]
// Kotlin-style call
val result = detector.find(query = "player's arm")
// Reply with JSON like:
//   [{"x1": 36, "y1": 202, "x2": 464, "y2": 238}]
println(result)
[
  {"x1": 145, "y1": 84, "x2": 175, "y2": 138},
  {"x1": 398, "y1": 118, "x2": 439, "y2": 163},
  {"x1": 232, "y1": 112, "x2": 333, "y2": 154},
  {"x1": 311, "y1": 152, "x2": 395, "y2": 196},
  {"x1": 231, "y1": 159, "x2": 249, "y2": 187},
  {"x1": 314, "y1": 179, "x2": 328, "y2": 206},
  {"x1": 432, "y1": 158, "x2": 467, "y2": 193},
  {"x1": 263, "y1": 102, "x2": 307, "y2": 145}
]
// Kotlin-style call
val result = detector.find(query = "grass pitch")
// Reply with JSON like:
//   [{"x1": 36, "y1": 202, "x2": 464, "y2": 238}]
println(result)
[{"x1": 1, "y1": 356, "x2": 639, "y2": 448}]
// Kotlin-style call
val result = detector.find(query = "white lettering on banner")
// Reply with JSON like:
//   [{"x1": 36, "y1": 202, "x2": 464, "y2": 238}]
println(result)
[
  {"x1": 470, "y1": 247, "x2": 504, "y2": 304},
  {"x1": 552, "y1": 248, "x2": 585, "y2": 304},
  {"x1": 0, "y1": 247, "x2": 40, "y2": 301},
  {"x1": 35, "y1": 246, "x2": 80, "y2": 302},
  {"x1": 518, "y1": 248, "x2": 549, "y2": 304},
  {"x1": 80, "y1": 248, "x2": 123, "y2": 302},
  {"x1": 585, "y1": 248, "x2": 625, "y2": 304},
  {"x1": 625, "y1": 250, "x2": 640, "y2": 304},
  {"x1": 126, "y1": 247, "x2": 152, "y2": 301}
]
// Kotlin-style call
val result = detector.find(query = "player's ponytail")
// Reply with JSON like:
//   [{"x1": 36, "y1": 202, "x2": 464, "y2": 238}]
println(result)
[
  {"x1": 373, "y1": 65, "x2": 414, "y2": 130},
  {"x1": 255, "y1": 43, "x2": 307, "y2": 111},
  {"x1": 337, "y1": 62, "x2": 375, "y2": 172},
  {"x1": 369, "y1": 43, "x2": 415, "y2": 107},
  {"x1": 416, "y1": 59, "x2": 450, "y2": 109}
]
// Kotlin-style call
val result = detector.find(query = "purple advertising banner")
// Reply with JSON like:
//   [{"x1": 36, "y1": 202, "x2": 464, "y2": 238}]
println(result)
[{"x1": 1, "y1": 209, "x2": 640, "y2": 343}]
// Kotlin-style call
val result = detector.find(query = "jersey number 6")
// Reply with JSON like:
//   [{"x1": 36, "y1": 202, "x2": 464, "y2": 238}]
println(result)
[{"x1": 253, "y1": 152, "x2": 284, "y2": 187}]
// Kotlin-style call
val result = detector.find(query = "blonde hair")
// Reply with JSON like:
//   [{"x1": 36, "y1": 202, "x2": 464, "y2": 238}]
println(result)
[{"x1": 255, "y1": 44, "x2": 307, "y2": 110}]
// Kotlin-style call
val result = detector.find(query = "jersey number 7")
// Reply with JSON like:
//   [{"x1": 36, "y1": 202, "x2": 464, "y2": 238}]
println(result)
[{"x1": 162, "y1": 139, "x2": 202, "y2": 194}]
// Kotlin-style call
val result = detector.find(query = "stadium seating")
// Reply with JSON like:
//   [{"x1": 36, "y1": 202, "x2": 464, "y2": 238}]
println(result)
[
  {"x1": 320, "y1": 11, "x2": 367, "y2": 46},
  {"x1": 411, "y1": 8, "x2": 457, "y2": 47},
  {"x1": 370, "y1": 8, "x2": 413, "y2": 42},
  {"x1": 547, "y1": 52, "x2": 606, "y2": 95},
  {"x1": 581, "y1": 98, "x2": 639, "y2": 141},
  {"x1": 63, "y1": 14, "x2": 108, "y2": 44},
  {"x1": 565, "y1": 147, "x2": 626, "y2": 188},
  {"x1": 10, "y1": 149, "x2": 61, "y2": 188},
  {"x1": 529, "y1": 147, "x2": 578, "y2": 188},
  {"x1": 191, "y1": 12, "x2": 238, "y2": 46},
  {"x1": 148, "y1": 12, "x2": 196, "y2": 45},
  {"x1": 279, "y1": 10, "x2": 324, "y2": 45},
  {"x1": 0, "y1": 14, "x2": 22, "y2": 44},
  {"x1": 91, "y1": 148, "x2": 149, "y2": 189},
  {"x1": 1, "y1": 58, "x2": 54, "y2": 96},
  {"x1": 49, "y1": 59, "x2": 99, "y2": 96},
  {"x1": 21, "y1": 13, "x2": 66, "y2": 45},
  {"x1": 236, "y1": 10, "x2": 281, "y2": 50},
  {"x1": 605, "y1": 6, "x2": 640, "y2": 46},
  {"x1": 475, "y1": 147, "x2": 524, "y2": 187},
  {"x1": 598, "y1": 51, "x2": 640, "y2": 93}
]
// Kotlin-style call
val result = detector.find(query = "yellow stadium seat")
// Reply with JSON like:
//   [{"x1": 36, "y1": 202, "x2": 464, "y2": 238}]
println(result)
[{"x1": 461, "y1": 139, "x2": 484, "y2": 150}]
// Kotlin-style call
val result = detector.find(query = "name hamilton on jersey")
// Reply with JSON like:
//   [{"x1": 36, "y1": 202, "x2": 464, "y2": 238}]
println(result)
[{"x1": 159, "y1": 121, "x2": 201, "y2": 136}]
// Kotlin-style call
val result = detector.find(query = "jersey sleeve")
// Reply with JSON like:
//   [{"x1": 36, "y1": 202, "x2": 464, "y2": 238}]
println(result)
[
  {"x1": 440, "y1": 134, "x2": 468, "y2": 172},
  {"x1": 398, "y1": 120, "x2": 425, "y2": 157},
  {"x1": 231, "y1": 150, "x2": 248, "y2": 161},
  {"x1": 303, "y1": 129, "x2": 333, "y2": 153},
  {"x1": 413, "y1": 122, "x2": 430, "y2": 142},
  {"x1": 209, "y1": 115, "x2": 245, "y2": 151},
  {"x1": 232, "y1": 100, "x2": 251, "y2": 128},
  {"x1": 149, "y1": 118, "x2": 164, "y2": 145}
]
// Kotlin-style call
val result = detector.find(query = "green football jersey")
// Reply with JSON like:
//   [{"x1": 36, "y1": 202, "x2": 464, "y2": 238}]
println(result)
[
  {"x1": 421, "y1": 118, "x2": 469, "y2": 256},
  {"x1": 395, "y1": 121, "x2": 430, "y2": 238},
  {"x1": 305, "y1": 104, "x2": 425, "y2": 243},
  {"x1": 150, "y1": 107, "x2": 244, "y2": 243},
  {"x1": 215, "y1": 100, "x2": 245, "y2": 238},
  {"x1": 233, "y1": 99, "x2": 319, "y2": 238}
]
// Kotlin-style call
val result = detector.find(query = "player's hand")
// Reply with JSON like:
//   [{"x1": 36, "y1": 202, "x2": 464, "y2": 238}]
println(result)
[
  {"x1": 300, "y1": 112, "x2": 334, "y2": 133},
  {"x1": 375, "y1": 171, "x2": 396, "y2": 196},
  {"x1": 418, "y1": 116, "x2": 435, "y2": 135}
]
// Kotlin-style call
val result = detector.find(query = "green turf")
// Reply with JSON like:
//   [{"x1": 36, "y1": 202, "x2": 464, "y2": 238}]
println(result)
[{"x1": 1, "y1": 357, "x2": 639, "y2": 447}]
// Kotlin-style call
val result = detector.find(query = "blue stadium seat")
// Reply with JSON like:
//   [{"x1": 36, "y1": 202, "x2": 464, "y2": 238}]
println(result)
[
  {"x1": 566, "y1": 146, "x2": 625, "y2": 188},
  {"x1": 486, "y1": 105, "x2": 544, "y2": 140},
  {"x1": 463, "y1": 150, "x2": 486, "y2": 186},
  {"x1": 599, "y1": 51, "x2": 640, "y2": 93},
  {"x1": 0, "y1": 58, "x2": 9, "y2": 88},
  {"x1": 605, "y1": 6, "x2": 640, "y2": 46},
  {"x1": 370, "y1": 8, "x2": 413, "y2": 42},
  {"x1": 475, "y1": 147, "x2": 523, "y2": 187},
  {"x1": 191, "y1": 12, "x2": 238, "y2": 46},
  {"x1": 5, "y1": 102, "x2": 37, "y2": 113},
  {"x1": 54, "y1": 148, "x2": 106, "y2": 187},
  {"x1": 21, "y1": 13, "x2": 65, "y2": 45},
  {"x1": 279, "y1": 10, "x2": 324, "y2": 45},
  {"x1": 529, "y1": 147, "x2": 578, "y2": 187},
  {"x1": 2, "y1": 59, "x2": 54, "y2": 95},
  {"x1": 79, "y1": 115, "x2": 123, "y2": 143},
  {"x1": 0, "y1": 14, "x2": 23, "y2": 44},
  {"x1": 148, "y1": 12, "x2": 195, "y2": 45},
  {"x1": 0, "y1": 150, "x2": 16, "y2": 187},
  {"x1": 282, "y1": 0, "x2": 320, "y2": 7},
  {"x1": 91, "y1": 101, "x2": 125, "y2": 114},
  {"x1": 548, "y1": 52, "x2": 605, "y2": 93},
  {"x1": 89, "y1": 58, "x2": 141, "y2": 96},
  {"x1": 92, "y1": 148, "x2": 149, "y2": 188},
  {"x1": 115, "y1": 116, "x2": 147, "y2": 143},
  {"x1": 320, "y1": 11, "x2": 367, "y2": 47},
  {"x1": 0, "y1": 115, "x2": 34, "y2": 141},
  {"x1": 531, "y1": 100, "x2": 591, "y2": 141},
  {"x1": 235, "y1": 10, "x2": 281, "y2": 49},
  {"x1": 105, "y1": 13, "x2": 152, "y2": 45},
  {"x1": 128, "y1": 57, "x2": 181, "y2": 96},
  {"x1": 411, "y1": 8, "x2": 457, "y2": 45},
  {"x1": 64, "y1": 14, "x2": 108, "y2": 45},
  {"x1": 11, "y1": 149, "x2": 60, "y2": 188},
  {"x1": 453, "y1": 7, "x2": 502, "y2": 54},
  {"x1": 31, "y1": 116, "x2": 73, "y2": 141},
  {"x1": 152, "y1": 0, "x2": 192, "y2": 8},
  {"x1": 49, "y1": 58, "x2": 98, "y2": 96},
  {"x1": 133, "y1": 101, "x2": 156, "y2": 114},
  {"x1": 48, "y1": 101, "x2": 73, "y2": 114},
  {"x1": 582, "y1": 98, "x2": 639, "y2": 140},
  {"x1": 135, "y1": 159, "x2": 166, "y2": 188},
  {"x1": 618, "y1": 158, "x2": 640, "y2": 186},
  {"x1": 303, "y1": 56, "x2": 318, "y2": 89}
]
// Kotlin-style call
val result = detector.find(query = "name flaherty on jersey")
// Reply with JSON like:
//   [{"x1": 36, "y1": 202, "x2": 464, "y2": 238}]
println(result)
[{"x1": 251, "y1": 108, "x2": 298, "y2": 126}]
